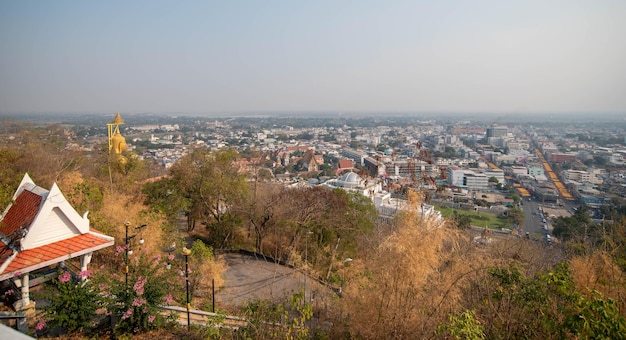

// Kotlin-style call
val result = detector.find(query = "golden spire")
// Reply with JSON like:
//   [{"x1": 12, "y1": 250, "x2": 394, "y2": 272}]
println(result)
[{"x1": 111, "y1": 112, "x2": 125, "y2": 125}]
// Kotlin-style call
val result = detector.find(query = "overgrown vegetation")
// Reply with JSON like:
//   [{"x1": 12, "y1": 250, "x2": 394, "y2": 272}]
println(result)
[{"x1": 2, "y1": 121, "x2": 626, "y2": 338}]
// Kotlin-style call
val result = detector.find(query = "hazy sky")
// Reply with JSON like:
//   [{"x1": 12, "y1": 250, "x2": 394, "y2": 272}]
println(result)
[{"x1": 1, "y1": 1, "x2": 625, "y2": 115}]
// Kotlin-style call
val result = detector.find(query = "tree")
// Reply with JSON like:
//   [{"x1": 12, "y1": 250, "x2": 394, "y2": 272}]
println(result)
[
  {"x1": 452, "y1": 211, "x2": 472, "y2": 229},
  {"x1": 488, "y1": 176, "x2": 499, "y2": 184},
  {"x1": 443, "y1": 146, "x2": 458, "y2": 158},
  {"x1": 594, "y1": 155, "x2": 608, "y2": 166},
  {"x1": 505, "y1": 208, "x2": 525, "y2": 227},
  {"x1": 0, "y1": 148, "x2": 22, "y2": 208},
  {"x1": 188, "y1": 240, "x2": 224, "y2": 298},
  {"x1": 239, "y1": 183, "x2": 283, "y2": 253},
  {"x1": 552, "y1": 207, "x2": 596, "y2": 244},
  {"x1": 438, "y1": 310, "x2": 485, "y2": 340},
  {"x1": 169, "y1": 148, "x2": 249, "y2": 247},
  {"x1": 142, "y1": 177, "x2": 189, "y2": 217}
]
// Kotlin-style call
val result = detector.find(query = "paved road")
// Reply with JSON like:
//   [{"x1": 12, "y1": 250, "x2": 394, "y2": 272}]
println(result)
[
  {"x1": 521, "y1": 198, "x2": 544, "y2": 237},
  {"x1": 215, "y1": 253, "x2": 335, "y2": 308}
]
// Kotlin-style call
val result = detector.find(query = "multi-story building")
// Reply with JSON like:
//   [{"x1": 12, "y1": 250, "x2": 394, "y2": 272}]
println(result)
[
  {"x1": 540, "y1": 142, "x2": 558, "y2": 153},
  {"x1": 483, "y1": 169, "x2": 505, "y2": 184},
  {"x1": 565, "y1": 169, "x2": 603, "y2": 185},
  {"x1": 509, "y1": 166, "x2": 529, "y2": 176},
  {"x1": 527, "y1": 163, "x2": 544, "y2": 177},
  {"x1": 550, "y1": 152, "x2": 576, "y2": 163},
  {"x1": 463, "y1": 171, "x2": 489, "y2": 191},
  {"x1": 447, "y1": 166, "x2": 465, "y2": 187},
  {"x1": 341, "y1": 148, "x2": 366, "y2": 166},
  {"x1": 506, "y1": 141, "x2": 530, "y2": 150},
  {"x1": 486, "y1": 125, "x2": 508, "y2": 138},
  {"x1": 447, "y1": 167, "x2": 489, "y2": 191}
]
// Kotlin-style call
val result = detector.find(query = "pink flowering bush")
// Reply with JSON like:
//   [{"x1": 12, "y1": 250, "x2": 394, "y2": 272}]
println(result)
[
  {"x1": 58, "y1": 271, "x2": 71, "y2": 283},
  {"x1": 101, "y1": 251, "x2": 175, "y2": 335},
  {"x1": 37, "y1": 270, "x2": 101, "y2": 333},
  {"x1": 35, "y1": 319, "x2": 46, "y2": 331}
]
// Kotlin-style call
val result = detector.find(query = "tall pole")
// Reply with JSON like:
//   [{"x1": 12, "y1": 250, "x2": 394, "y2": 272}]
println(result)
[
  {"x1": 182, "y1": 247, "x2": 192, "y2": 331},
  {"x1": 341, "y1": 264, "x2": 345, "y2": 295},
  {"x1": 185, "y1": 254, "x2": 190, "y2": 331},
  {"x1": 303, "y1": 231, "x2": 315, "y2": 304},
  {"x1": 304, "y1": 232, "x2": 308, "y2": 304},
  {"x1": 124, "y1": 222, "x2": 129, "y2": 290},
  {"x1": 341, "y1": 258, "x2": 352, "y2": 295}
]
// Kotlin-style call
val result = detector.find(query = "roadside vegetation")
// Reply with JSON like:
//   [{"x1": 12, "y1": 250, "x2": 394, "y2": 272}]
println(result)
[{"x1": 1, "y1": 122, "x2": 626, "y2": 338}]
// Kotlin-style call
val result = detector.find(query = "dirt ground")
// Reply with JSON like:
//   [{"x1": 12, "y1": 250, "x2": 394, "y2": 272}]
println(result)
[
  {"x1": 541, "y1": 206, "x2": 572, "y2": 219},
  {"x1": 215, "y1": 252, "x2": 337, "y2": 310},
  {"x1": 183, "y1": 218, "x2": 337, "y2": 311}
]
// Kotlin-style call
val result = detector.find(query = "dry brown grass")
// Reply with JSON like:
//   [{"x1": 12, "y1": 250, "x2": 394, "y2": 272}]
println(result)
[
  {"x1": 341, "y1": 211, "x2": 471, "y2": 338},
  {"x1": 570, "y1": 252, "x2": 626, "y2": 306},
  {"x1": 337, "y1": 189, "x2": 569, "y2": 339}
]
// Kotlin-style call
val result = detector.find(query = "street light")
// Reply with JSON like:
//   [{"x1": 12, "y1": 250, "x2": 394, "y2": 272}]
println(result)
[
  {"x1": 341, "y1": 258, "x2": 353, "y2": 295},
  {"x1": 182, "y1": 246, "x2": 192, "y2": 331},
  {"x1": 304, "y1": 231, "x2": 313, "y2": 304},
  {"x1": 124, "y1": 222, "x2": 147, "y2": 289}
]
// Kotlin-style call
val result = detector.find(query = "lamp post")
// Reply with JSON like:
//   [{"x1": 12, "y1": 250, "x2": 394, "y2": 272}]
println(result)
[
  {"x1": 182, "y1": 246, "x2": 192, "y2": 331},
  {"x1": 341, "y1": 258, "x2": 353, "y2": 295},
  {"x1": 124, "y1": 222, "x2": 147, "y2": 290},
  {"x1": 304, "y1": 231, "x2": 313, "y2": 304}
]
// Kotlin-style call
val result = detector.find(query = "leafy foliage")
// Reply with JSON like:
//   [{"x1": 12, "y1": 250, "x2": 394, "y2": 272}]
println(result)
[
  {"x1": 452, "y1": 210, "x2": 472, "y2": 229},
  {"x1": 98, "y1": 249, "x2": 176, "y2": 335},
  {"x1": 187, "y1": 239, "x2": 224, "y2": 297},
  {"x1": 552, "y1": 207, "x2": 597, "y2": 243},
  {"x1": 38, "y1": 270, "x2": 101, "y2": 334},
  {"x1": 438, "y1": 310, "x2": 485, "y2": 340},
  {"x1": 168, "y1": 148, "x2": 248, "y2": 240},
  {"x1": 467, "y1": 263, "x2": 626, "y2": 339},
  {"x1": 239, "y1": 290, "x2": 313, "y2": 340}
]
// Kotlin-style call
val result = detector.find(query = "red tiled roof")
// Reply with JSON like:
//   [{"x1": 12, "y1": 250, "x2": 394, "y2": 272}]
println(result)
[
  {"x1": 338, "y1": 159, "x2": 353, "y2": 169},
  {"x1": 0, "y1": 240, "x2": 13, "y2": 262},
  {"x1": 0, "y1": 190, "x2": 42, "y2": 236},
  {"x1": 2, "y1": 233, "x2": 113, "y2": 276}
]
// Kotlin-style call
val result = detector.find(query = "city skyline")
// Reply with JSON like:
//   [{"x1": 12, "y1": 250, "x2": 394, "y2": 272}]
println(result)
[{"x1": 1, "y1": 1, "x2": 625, "y2": 115}]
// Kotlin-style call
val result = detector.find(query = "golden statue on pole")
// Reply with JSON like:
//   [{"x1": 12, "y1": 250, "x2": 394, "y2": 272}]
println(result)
[{"x1": 107, "y1": 112, "x2": 127, "y2": 155}]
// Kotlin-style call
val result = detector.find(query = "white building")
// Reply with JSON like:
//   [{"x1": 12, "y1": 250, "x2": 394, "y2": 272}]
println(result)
[
  {"x1": 447, "y1": 166, "x2": 465, "y2": 187},
  {"x1": 527, "y1": 163, "x2": 544, "y2": 177},
  {"x1": 323, "y1": 171, "x2": 382, "y2": 198},
  {"x1": 483, "y1": 169, "x2": 505, "y2": 184},
  {"x1": 373, "y1": 192, "x2": 443, "y2": 225},
  {"x1": 464, "y1": 171, "x2": 489, "y2": 191}
]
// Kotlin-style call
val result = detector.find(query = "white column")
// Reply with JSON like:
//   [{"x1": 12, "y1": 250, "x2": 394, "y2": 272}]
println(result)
[
  {"x1": 80, "y1": 252, "x2": 93, "y2": 280},
  {"x1": 15, "y1": 274, "x2": 30, "y2": 310}
]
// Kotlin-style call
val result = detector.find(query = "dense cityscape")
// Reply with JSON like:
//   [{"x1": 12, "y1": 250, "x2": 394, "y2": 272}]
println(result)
[
  {"x1": 1, "y1": 0, "x2": 625, "y2": 338},
  {"x1": 76, "y1": 112, "x2": 626, "y2": 223}
]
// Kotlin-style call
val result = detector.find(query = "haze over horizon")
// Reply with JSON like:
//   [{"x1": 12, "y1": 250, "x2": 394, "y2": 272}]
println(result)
[{"x1": 1, "y1": 1, "x2": 625, "y2": 115}]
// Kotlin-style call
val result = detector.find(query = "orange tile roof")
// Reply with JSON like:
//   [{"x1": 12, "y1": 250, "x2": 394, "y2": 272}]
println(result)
[
  {"x1": 0, "y1": 190, "x2": 42, "y2": 236},
  {"x1": 1, "y1": 232, "x2": 113, "y2": 278},
  {"x1": 338, "y1": 159, "x2": 354, "y2": 169},
  {"x1": 0, "y1": 240, "x2": 13, "y2": 263}
]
